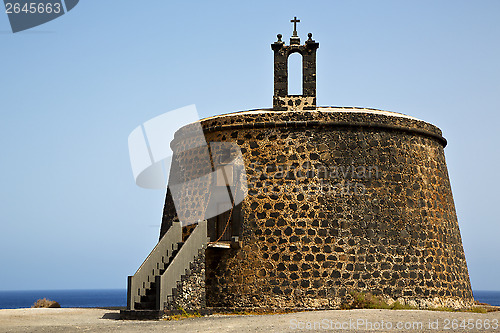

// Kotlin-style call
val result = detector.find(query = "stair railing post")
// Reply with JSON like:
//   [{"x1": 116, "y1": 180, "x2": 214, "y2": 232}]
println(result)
[{"x1": 127, "y1": 276, "x2": 133, "y2": 310}]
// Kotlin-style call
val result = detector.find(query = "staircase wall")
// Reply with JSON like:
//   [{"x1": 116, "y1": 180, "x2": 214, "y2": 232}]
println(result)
[
  {"x1": 165, "y1": 249, "x2": 206, "y2": 311},
  {"x1": 158, "y1": 220, "x2": 208, "y2": 310}
]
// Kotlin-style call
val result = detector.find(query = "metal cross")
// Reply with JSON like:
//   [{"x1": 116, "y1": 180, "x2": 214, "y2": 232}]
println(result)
[{"x1": 291, "y1": 16, "x2": 300, "y2": 36}]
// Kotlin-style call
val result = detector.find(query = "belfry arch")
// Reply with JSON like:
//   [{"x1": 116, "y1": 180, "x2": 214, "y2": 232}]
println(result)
[{"x1": 287, "y1": 52, "x2": 303, "y2": 95}]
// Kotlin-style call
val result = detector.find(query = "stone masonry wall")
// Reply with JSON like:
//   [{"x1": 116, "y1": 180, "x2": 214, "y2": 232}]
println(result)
[{"x1": 162, "y1": 107, "x2": 473, "y2": 309}]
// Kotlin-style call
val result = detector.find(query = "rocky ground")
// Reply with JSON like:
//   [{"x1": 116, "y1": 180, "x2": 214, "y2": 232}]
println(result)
[{"x1": 1, "y1": 307, "x2": 500, "y2": 332}]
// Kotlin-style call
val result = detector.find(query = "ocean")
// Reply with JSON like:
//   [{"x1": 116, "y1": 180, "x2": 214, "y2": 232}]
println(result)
[
  {"x1": 473, "y1": 290, "x2": 500, "y2": 307},
  {"x1": 0, "y1": 289, "x2": 498, "y2": 309},
  {"x1": 0, "y1": 289, "x2": 126, "y2": 309}
]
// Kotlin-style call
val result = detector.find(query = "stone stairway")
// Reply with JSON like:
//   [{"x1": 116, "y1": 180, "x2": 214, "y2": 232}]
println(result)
[
  {"x1": 126, "y1": 220, "x2": 208, "y2": 313},
  {"x1": 133, "y1": 241, "x2": 183, "y2": 310}
]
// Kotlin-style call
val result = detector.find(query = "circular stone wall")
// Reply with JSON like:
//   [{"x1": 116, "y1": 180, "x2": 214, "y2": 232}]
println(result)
[{"x1": 164, "y1": 107, "x2": 473, "y2": 309}]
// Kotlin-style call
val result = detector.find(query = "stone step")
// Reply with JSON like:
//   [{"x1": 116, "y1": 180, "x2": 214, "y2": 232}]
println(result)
[{"x1": 134, "y1": 301, "x2": 155, "y2": 310}]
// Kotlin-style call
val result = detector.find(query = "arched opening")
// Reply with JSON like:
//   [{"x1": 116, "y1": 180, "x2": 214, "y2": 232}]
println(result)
[{"x1": 287, "y1": 53, "x2": 302, "y2": 95}]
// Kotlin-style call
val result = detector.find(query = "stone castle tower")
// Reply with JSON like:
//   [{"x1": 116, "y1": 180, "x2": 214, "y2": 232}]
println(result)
[{"x1": 125, "y1": 18, "x2": 473, "y2": 317}]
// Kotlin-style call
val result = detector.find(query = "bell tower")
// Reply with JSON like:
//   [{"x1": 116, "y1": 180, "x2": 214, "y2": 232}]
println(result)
[{"x1": 272, "y1": 17, "x2": 319, "y2": 111}]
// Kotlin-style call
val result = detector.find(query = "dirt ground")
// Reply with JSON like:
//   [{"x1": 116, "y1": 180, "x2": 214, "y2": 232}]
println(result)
[{"x1": 1, "y1": 307, "x2": 500, "y2": 332}]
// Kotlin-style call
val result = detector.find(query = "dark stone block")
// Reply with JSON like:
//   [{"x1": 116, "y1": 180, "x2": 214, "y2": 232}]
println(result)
[{"x1": 331, "y1": 270, "x2": 341, "y2": 279}]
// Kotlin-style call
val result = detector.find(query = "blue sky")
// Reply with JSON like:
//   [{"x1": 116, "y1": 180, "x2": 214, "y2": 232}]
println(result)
[{"x1": 0, "y1": 0, "x2": 499, "y2": 291}]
